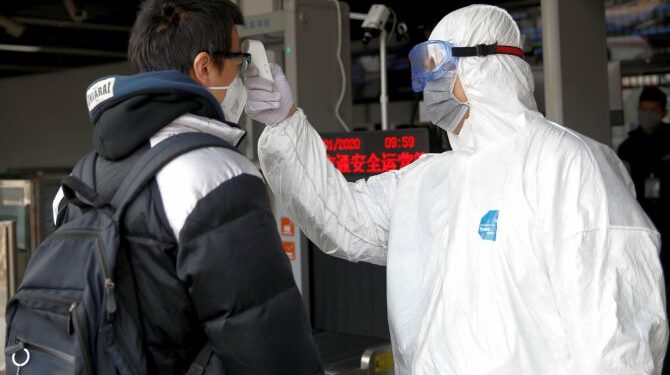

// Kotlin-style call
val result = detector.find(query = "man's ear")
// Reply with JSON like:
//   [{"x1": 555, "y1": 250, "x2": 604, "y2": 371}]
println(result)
[{"x1": 190, "y1": 51, "x2": 212, "y2": 86}]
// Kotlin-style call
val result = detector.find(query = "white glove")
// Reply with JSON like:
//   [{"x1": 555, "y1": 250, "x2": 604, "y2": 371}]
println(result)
[{"x1": 244, "y1": 62, "x2": 294, "y2": 126}]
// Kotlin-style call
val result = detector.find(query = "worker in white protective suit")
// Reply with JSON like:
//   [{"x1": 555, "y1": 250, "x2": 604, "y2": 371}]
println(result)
[{"x1": 245, "y1": 4, "x2": 669, "y2": 374}]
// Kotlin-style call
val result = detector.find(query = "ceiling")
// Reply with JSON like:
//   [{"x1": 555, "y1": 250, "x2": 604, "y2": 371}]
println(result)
[
  {"x1": 0, "y1": 0, "x2": 532, "y2": 79},
  {"x1": 0, "y1": 0, "x2": 139, "y2": 78}
]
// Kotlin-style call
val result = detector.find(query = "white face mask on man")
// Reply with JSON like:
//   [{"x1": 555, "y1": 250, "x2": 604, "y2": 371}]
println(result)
[{"x1": 208, "y1": 75, "x2": 247, "y2": 124}]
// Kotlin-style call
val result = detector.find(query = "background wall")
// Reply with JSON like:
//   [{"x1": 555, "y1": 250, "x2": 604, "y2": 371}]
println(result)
[{"x1": 0, "y1": 61, "x2": 134, "y2": 172}]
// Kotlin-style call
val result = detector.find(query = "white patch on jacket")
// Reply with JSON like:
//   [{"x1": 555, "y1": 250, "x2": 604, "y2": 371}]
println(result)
[{"x1": 53, "y1": 113, "x2": 258, "y2": 241}]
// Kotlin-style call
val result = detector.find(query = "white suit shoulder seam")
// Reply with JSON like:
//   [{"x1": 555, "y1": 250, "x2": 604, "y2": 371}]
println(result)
[
  {"x1": 560, "y1": 225, "x2": 659, "y2": 239},
  {"x1": 551, "y1": 125, "x2": 612, "y2": 226}
]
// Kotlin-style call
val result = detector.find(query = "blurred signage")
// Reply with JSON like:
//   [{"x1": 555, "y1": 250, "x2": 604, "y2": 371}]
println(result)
[
  {"x1": 321, "y1": 129, "x2": 430, "y2": 181},
  {"x1": 282, "y1": 241, "x2": 296, "y2": 261},
  {"x1": 622, "y1": 73, "x2": 670, "y2": 88},
  {"x1": 280, "y1": 217, "x2": 295, "y2": 237}
]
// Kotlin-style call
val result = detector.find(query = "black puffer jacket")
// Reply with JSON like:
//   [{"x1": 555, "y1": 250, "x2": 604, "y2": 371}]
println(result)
[{"x1": 55, "y1": 71, "x2": 323, "y2": 374}]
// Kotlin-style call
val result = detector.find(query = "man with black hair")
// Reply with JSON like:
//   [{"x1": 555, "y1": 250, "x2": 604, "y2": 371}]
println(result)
[
  {"x1": 618, "y1": 87, "x2": 670, "y2": 202},
  {"x1": 618, "y1": 86, "x2": 670, "y2": 314},
  {"x1": 52, "y1": 0, "x2": 323, "y2": 374}
]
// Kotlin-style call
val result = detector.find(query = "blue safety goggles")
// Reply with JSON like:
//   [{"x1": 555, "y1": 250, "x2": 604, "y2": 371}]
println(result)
[{"x1": 409, "y1": 40, "x2": 525, "y2": 92}]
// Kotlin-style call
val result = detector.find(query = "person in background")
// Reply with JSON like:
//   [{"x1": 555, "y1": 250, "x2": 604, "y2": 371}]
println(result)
[{"x1": 618, "y1": 86, "x2": 670, "y2": 310}]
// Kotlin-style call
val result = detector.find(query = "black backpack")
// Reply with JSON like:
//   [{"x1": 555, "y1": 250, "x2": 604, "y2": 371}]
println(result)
[{"x1": 5, "y1": 133, "x2": 232, "y2": 375}]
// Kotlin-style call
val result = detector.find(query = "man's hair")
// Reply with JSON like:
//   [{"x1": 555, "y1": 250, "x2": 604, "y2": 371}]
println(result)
[
  {"x1": 639, "y1": 86, "x2": 667, "y2": 110},
  {"x1": 128, "y1": 0, "x2": 244, "y2": 73}
]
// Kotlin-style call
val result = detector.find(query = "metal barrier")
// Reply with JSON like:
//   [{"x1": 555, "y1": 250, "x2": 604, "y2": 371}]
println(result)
[
  {"x1": 0, "y1": 176, "x2": 64, "y2": 290},
  {"x1": 315, "y1": 331, "x2": 393, "y2": 375},
  {"x1": 360, "y1": 344, "x2": 394, "y2": 374},
  {"x1": 0, "y1": 220, "x2": 16, "y2": 298},
  {"x1": 0, "y1": 220, "x2": 16, "y2": 374}
]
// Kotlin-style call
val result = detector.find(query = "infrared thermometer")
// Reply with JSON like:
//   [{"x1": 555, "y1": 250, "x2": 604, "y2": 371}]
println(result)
[{"x1": 242, "y1": 39, "x2": 274, "y2": 84}]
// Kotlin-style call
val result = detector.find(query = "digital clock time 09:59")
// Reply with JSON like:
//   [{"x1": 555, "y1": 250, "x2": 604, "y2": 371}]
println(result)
[{"x1": 384, "y1": 136, "x2": 416, "y2": 149}]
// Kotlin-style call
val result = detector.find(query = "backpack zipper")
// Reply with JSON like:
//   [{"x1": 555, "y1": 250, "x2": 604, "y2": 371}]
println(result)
[
  {"x1": 16, "y1": 292, "x2": 77, "y2": 307},
  {"x1": 47, "y1": 229, "x2": 140, "y2": 375},
  {"x1": 48, "y1": 229, "x2": 117, "y2": 317},
  {"x1": 67, "y1": 302, "x2": 76, "y2": 335},
  {"x1": 13, "y1": 337, "x2": 75, "y2": 365},
  {"x1": 12, "y1": 295, "x2": 93, "y2": 375},
  {"x1": 15, "y1": 293, "x2": 78, "y2": 335}
]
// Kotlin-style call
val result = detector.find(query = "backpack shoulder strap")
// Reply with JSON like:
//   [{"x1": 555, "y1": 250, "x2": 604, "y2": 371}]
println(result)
[
  {"x1": 185, "y1": 343, "x2": 213, "y2": 375},
  {"x1": 111, "y1": 133, "x2": 234, "y2": 221}
]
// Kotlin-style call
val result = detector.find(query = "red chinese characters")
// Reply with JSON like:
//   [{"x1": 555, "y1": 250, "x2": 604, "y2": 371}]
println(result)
[
  {"x1": 327, "y1": 151, "x2": 425, "y2": 174},
  {"x1": 324, "y1": 132, "x2": 426, "y2": 175},
  {"x1": 382, "y1": 153, "x2": 398, "y2": 172},
  {"x1": 351, "y1": 154, "x2": 366, "y2": 173},
  {"x1": 367, "y1": 153, "x2": 382, "y2": 173},
  {"x1": 336, "y1": 154, "x2": 351, "y2": 173}
]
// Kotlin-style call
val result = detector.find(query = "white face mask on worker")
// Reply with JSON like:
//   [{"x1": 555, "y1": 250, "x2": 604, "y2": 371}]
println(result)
[{"x1": 208, "y1": 75, "x2": 247, "y2": 124}]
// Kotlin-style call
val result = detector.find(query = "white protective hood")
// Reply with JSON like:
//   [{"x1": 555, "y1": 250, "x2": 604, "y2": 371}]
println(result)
[
  {"x1": 258, "y1": 4, "x2": 668, "y2": 374},
  {"x1": 429, "y1": 4, "x2": 540, "y2": 153}
]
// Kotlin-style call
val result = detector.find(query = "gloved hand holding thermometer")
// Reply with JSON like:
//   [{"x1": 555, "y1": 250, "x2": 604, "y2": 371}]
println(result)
[{"x1": 242, "y1": 40, "x2": 296, "y2": 126}]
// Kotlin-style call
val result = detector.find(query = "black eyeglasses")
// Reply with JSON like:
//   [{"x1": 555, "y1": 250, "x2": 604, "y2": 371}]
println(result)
[{"x1": 209, "y1": 51, "x2": 251, "y2": 73}]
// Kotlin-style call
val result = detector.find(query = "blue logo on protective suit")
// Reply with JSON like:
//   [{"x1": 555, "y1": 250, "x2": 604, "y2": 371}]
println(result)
[{"x1": 478, "y1": 210, "x2": 499, "y2": 241}]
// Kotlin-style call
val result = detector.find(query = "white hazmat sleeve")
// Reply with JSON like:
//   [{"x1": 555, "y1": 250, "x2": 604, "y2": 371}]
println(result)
[
  {"x1": 537, "y1": 135, "x2": 668, "y2": 374},
  {"x1": 258, "y1": 109, "x2": 400, "y2": 265}
]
